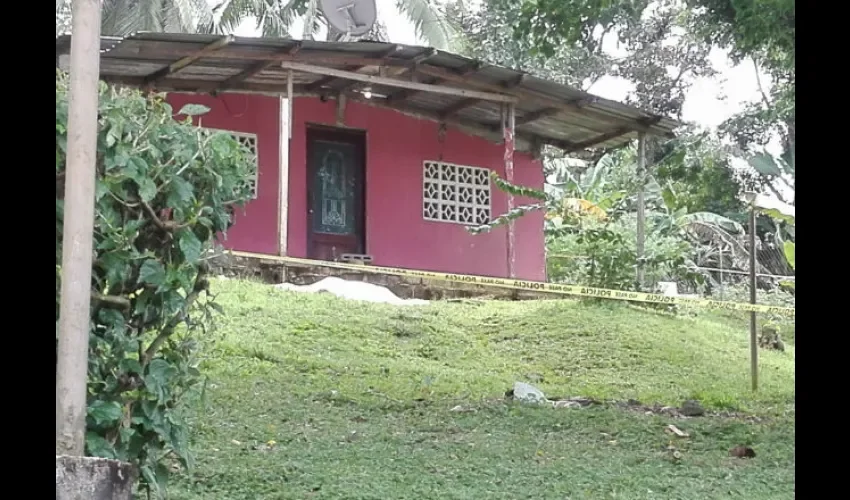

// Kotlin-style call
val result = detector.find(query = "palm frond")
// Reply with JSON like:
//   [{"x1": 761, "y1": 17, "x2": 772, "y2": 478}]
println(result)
[
  {"x1": 165, "y1": 0, "x2": 213, "y2": 32},
  {"x1": 205, "y1": 0, "x2": 301, "y2": 36},
  {"x1": 394, "y1": 0, "x2": 451, "y2": 48}
]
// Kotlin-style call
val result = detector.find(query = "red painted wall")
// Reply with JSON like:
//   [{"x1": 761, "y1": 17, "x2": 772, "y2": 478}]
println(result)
[
  {"x1": 287, "y1": 97, "x2": 546, "y2": 281},
  {"x1": 165, "y1": 92, "x2": 545, "y2": 281},
  {"x1": 166, "y1": 92, "x2": 281, "y2": 255}
]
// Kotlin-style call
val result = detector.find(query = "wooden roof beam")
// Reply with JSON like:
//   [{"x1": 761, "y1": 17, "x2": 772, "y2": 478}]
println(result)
[
  {"x1": 437, "y1": 75, "x2": 526, "y2": 118},
  {"x1": 216, "y1": 41, "x2": 302, "y2": 93},
  {"x1": 130, "y1": 44, "x2": 671, "y2": 135},
  {"x1": 309, "y1": 44, "x2": 406, "y2": 91},
  {"x1": 565, "y1": 117, "x2": 663, "y2": 151},
  {"x1": 335, "y1": 91, "x2": 544, "y2": 151},
  {"x1": 134, "y1": 45, "x2": 424, "y2": 67},
  {"x1": 437, "y1": 97, "x2": 481, "y2": 118},
  {"x1": 279, "y1": 60, "x2": 516, "y2": 103},
  {"x1": 306, "y1": 65, "x2": 364, "y2": 91},
  {"x1": 383, "y1": 47, "x2": 438, "y2": 78},
  {"x1": 144, "y1": 35, "x2": 234, "y2": 85},
  {"x1": 515, "y1": 107, "x2": 560, "y2": 126},
  {"x1": 565, "y1": 127, "x2": 633, "y2": 152},
  {"x1": 414, "y1": 65, "x2": 671, "y2": 137},
  {"x1": 105, "y1": 73, "x2": 580, "y2": 152},
  {"x1": 388, "y1": 62, "x2": 481, "y2": 103}
]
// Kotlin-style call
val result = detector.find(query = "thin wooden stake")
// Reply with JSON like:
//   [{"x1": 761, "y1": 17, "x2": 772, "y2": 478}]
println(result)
[
  {"x1": 56, "y1": 0, "x2": 103, "y2": 456},
  {"x1": 749, "y1": 204, "x2": 759, "y2": 391}
]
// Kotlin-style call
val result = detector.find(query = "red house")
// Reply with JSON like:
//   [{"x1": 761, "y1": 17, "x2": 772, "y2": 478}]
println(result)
[{"x1": 56, "y1": 33, "x2": 678, "y2": 282}]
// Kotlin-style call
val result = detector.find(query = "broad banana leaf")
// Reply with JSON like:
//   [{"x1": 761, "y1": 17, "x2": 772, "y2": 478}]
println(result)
[
  {"x1": 783, "y1": 241, "x2": 795, "y2": 270},
  {"x1": 748, "y1": 153, "x2": 784, "y2": 176},
  {"x1": 544, "y1": 197, "x2": 607, "y2": 222}
]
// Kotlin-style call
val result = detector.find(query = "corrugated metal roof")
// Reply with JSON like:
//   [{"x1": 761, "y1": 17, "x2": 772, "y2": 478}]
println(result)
[{"x1": 55, "y1": 32, "x2": 682, "y2": 153}]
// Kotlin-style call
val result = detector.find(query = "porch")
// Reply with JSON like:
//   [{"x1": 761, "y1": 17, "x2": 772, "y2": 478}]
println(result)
[{"x1": 55, "y1": 33, "x2": 680, "y2": 281}]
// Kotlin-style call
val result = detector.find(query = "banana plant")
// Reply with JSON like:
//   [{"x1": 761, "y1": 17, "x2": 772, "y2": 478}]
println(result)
[
  {"x1": 746, "y1": 147, "x2": 795, "y2": 205},
  {"x1": 655, "y1": 184, "x2": 775, "y2": 275},
  {"x1": 545, "y1": 151, "x2": 629, "y2": 229},
  {"x1": 750, "y1": 193, "x2": 795, "y2": 288}
]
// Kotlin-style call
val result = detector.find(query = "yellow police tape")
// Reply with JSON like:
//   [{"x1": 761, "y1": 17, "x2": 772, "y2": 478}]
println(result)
[{"x1": 226, "y1": 250, "x2": 795, "y2": 318}]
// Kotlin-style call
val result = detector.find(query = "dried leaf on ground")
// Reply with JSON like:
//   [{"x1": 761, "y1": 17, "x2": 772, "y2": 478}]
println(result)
[{"x1": 665, "y1": 424, "x2": 690, "y2": 438}]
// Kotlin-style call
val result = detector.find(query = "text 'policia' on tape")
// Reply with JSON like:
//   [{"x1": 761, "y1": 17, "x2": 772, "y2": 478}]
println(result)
[{"x1": 226, "y1": 251, "x2": 795, "y2": 318}]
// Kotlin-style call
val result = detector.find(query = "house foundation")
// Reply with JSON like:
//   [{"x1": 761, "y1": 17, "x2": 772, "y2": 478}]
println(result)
[{"x1": 209, "y1": 252, "x2": 557, "y2": 302}]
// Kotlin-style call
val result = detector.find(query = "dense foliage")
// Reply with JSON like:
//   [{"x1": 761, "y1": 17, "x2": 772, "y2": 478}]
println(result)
[
  {"x1": 547, "y1": 216, "x2": 696, "y2": 291},
  {"x1": 58, "y1": 0, "x2": 453, "y2": 48},
  {"x1": 56, "y1": 72, "x2": 254, "y2": 497},
  {"x1": 499, "y1": 0, "x2": 794, "y2": 154},
  {"x1": 452, "y1": 0, "x2": 714, "y2": 119}
]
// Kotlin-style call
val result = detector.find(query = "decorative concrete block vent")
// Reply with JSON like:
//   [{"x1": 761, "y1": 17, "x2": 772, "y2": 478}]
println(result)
[{"x1": 422, "y1": 161, "x2": 492, "y2": 226}]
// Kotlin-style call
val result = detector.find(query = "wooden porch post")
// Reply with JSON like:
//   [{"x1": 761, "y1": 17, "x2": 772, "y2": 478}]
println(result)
[
  {"x1": 636, "y1": 132, "x2": 647, "y2": 289},
  {"x1": 503, "y1": 103, "x2": 517, "y2": 278},
  {"x1": 278, "y1": 70, "x2": 293, "y2": 257},
  {"x1": 56, "y1": 0, "x2": 103, "y2": 456}
]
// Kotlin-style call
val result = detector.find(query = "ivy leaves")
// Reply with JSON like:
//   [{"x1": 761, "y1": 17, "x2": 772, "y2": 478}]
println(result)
[{"x1": 56, "y1": 73, "x2": 254, "y2": 499}]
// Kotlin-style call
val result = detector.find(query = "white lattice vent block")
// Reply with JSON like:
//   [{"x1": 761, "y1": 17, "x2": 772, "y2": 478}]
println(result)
[
  {"x1": 422, "y1": 161, "x2": 491, "y2": 225},
  {"x1": 201, "y1": 128, "x2": 259, "y2": 199}
]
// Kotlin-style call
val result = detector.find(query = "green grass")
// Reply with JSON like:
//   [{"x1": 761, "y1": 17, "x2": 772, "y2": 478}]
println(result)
[{"x1": 170, "y1": 278, "x2": 795, "y2": 500}]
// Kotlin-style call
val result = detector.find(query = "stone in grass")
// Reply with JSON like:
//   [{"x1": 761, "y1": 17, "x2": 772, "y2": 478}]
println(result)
[
  {"x1": 512, "y1": 381, "x2": 548, "y2": 404},
  {"x1": 679, "y1": 399, "x2": 706, "y2": 417}
]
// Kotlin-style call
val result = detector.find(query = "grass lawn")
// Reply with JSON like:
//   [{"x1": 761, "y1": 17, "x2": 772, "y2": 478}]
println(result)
[{"x1": 170, "y1": 279, "x2": 795, "y2": 500}]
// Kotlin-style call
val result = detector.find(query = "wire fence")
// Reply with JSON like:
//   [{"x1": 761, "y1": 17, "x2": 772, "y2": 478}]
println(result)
[
  {"x1": 670, "y1": 232, "x2": 794, "y2": 298},
  {"x1": 546, "y1": 218, "x2": 795, "y2": 343}
]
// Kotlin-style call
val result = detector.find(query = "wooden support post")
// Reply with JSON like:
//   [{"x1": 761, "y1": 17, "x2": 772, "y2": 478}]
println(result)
[
  {"x1": 504, "y1": 103, "x2": 517, "y2": 278},
  {"x1": 636, "y1": 133, "x2": 647, "y2": 290},
  {"x1": 287, "y1": 70, "x2": 294, "y2": 139},
  {"x1": 278, "y1": 71, "x2": 293, "y2": 258},
  {"x1": 56, "y1": 0, "x2": 102, "y2": 456},
  {"x1": 336, "y1": 93, "x2": 347, "y2": 125},
  {"x1": 748, "y1": 203, "x2": 759, "y2": 391}
]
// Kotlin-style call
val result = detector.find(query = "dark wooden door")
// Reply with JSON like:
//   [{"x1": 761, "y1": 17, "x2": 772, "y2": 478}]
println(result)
[{"x1": 306, "y1": 127, "x2": 366, "y2": 261}]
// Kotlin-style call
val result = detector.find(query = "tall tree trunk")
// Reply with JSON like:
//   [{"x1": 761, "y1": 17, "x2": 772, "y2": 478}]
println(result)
[{"x1": 56, "y1": 0, "x2": 103, "y2": 456}]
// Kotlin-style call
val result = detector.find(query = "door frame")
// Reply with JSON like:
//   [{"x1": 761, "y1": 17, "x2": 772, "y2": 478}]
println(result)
[{"x1": 305, "y1": 124, "x2": 367, "y2": 259}]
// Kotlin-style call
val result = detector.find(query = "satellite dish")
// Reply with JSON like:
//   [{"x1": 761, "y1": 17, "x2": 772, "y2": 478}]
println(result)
[{"x1": 319, "y1": 0, "x2": 377, "y2": 37}]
